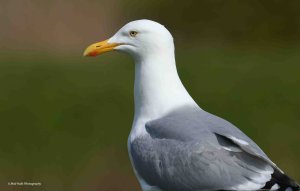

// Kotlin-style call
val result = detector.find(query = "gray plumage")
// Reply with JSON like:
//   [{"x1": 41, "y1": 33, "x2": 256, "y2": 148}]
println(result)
[
  {"x1": 130, "y1": 105, "x2": 299, "y2": 191},
  {"x1": 83, "y1": 19, "x2": 299, "y2": 191}
]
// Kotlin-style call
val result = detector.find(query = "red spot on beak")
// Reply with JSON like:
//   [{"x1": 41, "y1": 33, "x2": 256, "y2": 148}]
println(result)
[{"x1": 89, "y1": 51, "x2": 98, "y2": 57}]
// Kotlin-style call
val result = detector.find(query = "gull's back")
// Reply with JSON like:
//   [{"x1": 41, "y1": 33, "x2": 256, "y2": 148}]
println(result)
[{"x1": 130, "y1": 105, "x2": 300, "y2": 191}]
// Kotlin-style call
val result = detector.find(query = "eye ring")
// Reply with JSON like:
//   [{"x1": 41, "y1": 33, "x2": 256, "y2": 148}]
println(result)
[{"x1": 129, "y1": 31, "x2": 138, "y2": 37}]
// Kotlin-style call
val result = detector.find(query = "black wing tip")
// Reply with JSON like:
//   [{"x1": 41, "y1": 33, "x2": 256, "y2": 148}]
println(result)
[{"x1": 263, "y1": 168, "x2": 300, "y2": 191}]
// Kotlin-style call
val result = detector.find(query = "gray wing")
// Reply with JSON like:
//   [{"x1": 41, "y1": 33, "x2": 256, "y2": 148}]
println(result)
[{"x1": 131, "y1": 105, "x2": 280, "y2": 191}]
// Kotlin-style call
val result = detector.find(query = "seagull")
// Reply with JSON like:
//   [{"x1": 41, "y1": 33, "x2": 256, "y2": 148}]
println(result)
[{"x1": 83, "y1": 19, "x2": 299, "y2": 191}]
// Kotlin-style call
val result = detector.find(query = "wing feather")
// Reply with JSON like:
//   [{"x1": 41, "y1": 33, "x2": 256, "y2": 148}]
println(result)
[{"x1": 131, "y1": 106, "x2": 279, "y2": 190}]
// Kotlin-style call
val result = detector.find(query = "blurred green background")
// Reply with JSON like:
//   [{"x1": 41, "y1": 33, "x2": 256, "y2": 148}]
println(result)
[{"x1": 0, "y1": 0, "x2": 299, "y2": 190}]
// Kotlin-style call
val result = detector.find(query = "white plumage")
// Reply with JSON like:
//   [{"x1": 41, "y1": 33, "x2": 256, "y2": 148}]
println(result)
[{"x1": 84, "y1": 19, "x2": 300, "y2": 191}]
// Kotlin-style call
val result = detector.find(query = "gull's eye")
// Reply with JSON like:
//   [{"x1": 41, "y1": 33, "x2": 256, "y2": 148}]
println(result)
[{"x1": 129, "y1": 31, "x2": 138, "y2": 37}]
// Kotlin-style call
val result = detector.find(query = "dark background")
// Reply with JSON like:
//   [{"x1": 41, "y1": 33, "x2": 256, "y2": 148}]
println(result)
[{"x1": 0, "y1": 0, "x2": 299, "y2": 190}]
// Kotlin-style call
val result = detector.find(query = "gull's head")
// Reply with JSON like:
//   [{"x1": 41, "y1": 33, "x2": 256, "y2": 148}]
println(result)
[{"x1": 83, "y1": 19, "x2": 174, "y2": 59}]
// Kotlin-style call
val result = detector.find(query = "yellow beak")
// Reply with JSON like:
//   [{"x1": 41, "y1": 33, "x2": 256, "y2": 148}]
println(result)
[{"x1": 83, "y1": 39, "x2": 121, "y2": 57}]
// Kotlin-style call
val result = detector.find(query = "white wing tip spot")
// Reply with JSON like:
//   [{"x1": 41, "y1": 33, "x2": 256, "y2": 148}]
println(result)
[
  {"x1": 270, "y1": 183, "x2": 280, "y2": 190},
  {"x1": 285, "y1": 187, "x2": 293, "y2": 191}
]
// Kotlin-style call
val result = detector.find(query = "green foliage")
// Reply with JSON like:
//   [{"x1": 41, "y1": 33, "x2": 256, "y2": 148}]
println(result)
[{"x1": 0, "y1": 45, "x2": 299, "y2": 190}]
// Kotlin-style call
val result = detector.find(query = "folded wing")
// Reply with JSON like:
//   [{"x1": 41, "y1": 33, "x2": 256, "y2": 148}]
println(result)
[{"x1": 130, "y1": 105, "x2": 299, "y2": 191}]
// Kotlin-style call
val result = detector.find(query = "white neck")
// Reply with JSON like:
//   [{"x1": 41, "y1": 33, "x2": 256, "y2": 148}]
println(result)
[{"x1": 131, "y1": 49, "x2": 197, "y2": 139}]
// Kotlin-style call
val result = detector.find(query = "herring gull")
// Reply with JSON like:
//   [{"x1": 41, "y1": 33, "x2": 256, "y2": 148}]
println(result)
[{"x1": 83, "y1": 19, "x2": 300, "y2": 191}]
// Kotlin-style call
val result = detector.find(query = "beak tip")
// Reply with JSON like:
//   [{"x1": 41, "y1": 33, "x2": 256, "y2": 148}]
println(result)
[
  {"x1": 83, "y1": 39, "x2": 117, "y2": 58},
  {"x1": 83, "y1": 48, "x2": 91, "y2": 57}
]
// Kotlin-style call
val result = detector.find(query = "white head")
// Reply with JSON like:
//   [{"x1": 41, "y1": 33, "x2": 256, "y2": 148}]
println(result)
[
  {"x1": 84, "y1": 19, "x2": 197, "y2": 131},
  {"x1": 83, "y1": 20, "x2": 174, "y2": 60}
]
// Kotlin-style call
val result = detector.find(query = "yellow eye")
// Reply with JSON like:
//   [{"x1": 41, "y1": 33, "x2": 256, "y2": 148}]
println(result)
[{"x1": 129, "y1": 31, "x2": 138, "y2": 37}]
